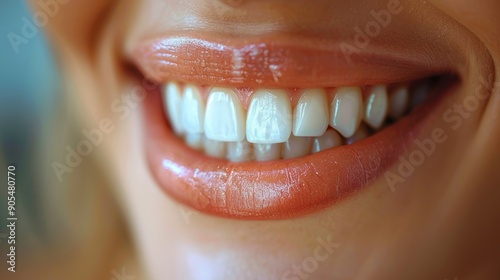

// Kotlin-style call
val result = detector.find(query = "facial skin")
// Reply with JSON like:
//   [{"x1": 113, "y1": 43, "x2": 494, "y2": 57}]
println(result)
[{"x1": 34, "y1": 0, "x2": 500, "y2": 279}]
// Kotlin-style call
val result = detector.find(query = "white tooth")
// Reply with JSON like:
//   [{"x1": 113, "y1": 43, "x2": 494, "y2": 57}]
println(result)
[
  {"x1": 411, "y1": 82, "x2": 430, "y2": 109},
  {"x1": 254, "y1": 144, "x2": 281, "y2": 162},
  {"x1": 293, "y1": 89, "x2": 329, "y2": 137},
  {"x1": 330, "y1": 87, "x2": 363, "y2": 138},
  {"x1": 246, "y1": 89, "x2": 292, "y2": 144},
  {"x1": 227, "y1": 140, "x2": 254, "y2": 162},
  {"x1": 181, "y1": 85, "x2": 205, "y2": 133},
  {"x1": 185, "y1": 133, "x2": 203, "y2": 150},
  {"x1": 203, "y1": 137, "x2": 226, "y2": 158},
  {"x1": 163, "y1": 82, "x2": 184, "y2": 135},
  {"x1": 283, "y1": 136, "x2": 312, "y2": 159},
  {"x1": 364, "y1": 85, "x2": 388, "y2": 129},
  {"x1": 346, "y1": 125, "x2": 369, "y2": 145},
  {"x1": 389, "y1": 87, "x2": 409, "y2": 119},
  {"x1": 204, "y1": 88, "x2": 246, "y2": 142},
  {"x1": 311, "y1": 130, "x2": 343, "y2": 153}
]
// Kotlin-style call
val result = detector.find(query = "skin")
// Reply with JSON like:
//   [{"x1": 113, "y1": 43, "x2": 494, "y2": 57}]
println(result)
[{"x1": 32, "y1": 0, "x2": 500, "y2": 279}]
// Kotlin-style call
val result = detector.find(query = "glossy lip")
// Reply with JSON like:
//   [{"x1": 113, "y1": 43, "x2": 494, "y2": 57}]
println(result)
[
  {"x1": 132, "y1": 32, "x2": 457, "y2": 88},
  {"x1": 143, "y1": 80, "x2": 456, "y2": 220},
  {"x1": 133, "y1": 33, "x2": 460, "y2": 220}
]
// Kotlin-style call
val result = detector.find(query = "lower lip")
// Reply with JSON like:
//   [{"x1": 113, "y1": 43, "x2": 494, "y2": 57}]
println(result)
[{"x1": 143, "y1": 83, "x2": 454, "y2": 220}]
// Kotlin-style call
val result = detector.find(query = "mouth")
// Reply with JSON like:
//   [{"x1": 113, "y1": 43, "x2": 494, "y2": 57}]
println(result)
[{"x1": 132, "y1": 32, "x2": 460, "y2": 220}]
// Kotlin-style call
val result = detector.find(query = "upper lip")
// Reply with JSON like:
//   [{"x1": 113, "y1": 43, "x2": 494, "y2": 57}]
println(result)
[
  {"x1": 131, "y1": 31, "x2": 460, "y2": 220},
  {"x1": 131, "y1": 31, "x2": 459, "y2": 88}
]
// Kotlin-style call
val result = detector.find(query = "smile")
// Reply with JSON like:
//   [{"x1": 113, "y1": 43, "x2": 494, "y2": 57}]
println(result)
[
  {"x1": 133, "y1": 32, "x2": 460, "y2": 220},
  {"x1": 163, "y1": 79, "x2": 436, "y2": 161}
]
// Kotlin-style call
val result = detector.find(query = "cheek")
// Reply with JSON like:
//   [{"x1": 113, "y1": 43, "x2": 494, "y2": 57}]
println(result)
[
  {"x1": 30, "y1": 0, "x2": 113, "y2": 45},
  {"x1": 429, "y1": 0, "x2": 500, "y2": 57}
]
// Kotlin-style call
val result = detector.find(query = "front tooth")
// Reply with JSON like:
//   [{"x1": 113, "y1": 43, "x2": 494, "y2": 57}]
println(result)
[
  {"x1": 389, "y1": 87, "x2": 409, "y2": 119},
  {"x1": 181, "y1": 85, "x2": 205, "y2": 133},
  {"x1": 283, "y1": 136, "x2": 312, "y2": 159},
  {"x1": 311, "y1": 130, "x2": 343, "y2": 153},
  {"x1": 227, "y1": 140, "x2": 254, "y2": 162},
  {"x1": 246, "y1": 89, "x2": 292, "y2": 144},
  {"x1": 163, "y1": 82, "x2": 184, "y2": 135},
  {"x1": 204, "y1": 88, "x2": 246, "y2": 142},
  {"x1": 293, "y1": 89, "x2": 329, "y2": 137},
  {"x1": 203, "y1": 137, "x2": 226, "y2": 158},
  {"x1": 364, "y1": 85, "x2": 388, "y2": 129},
  {"x1": 185, "y1": 133, "x2": 203, "y2": 150},
  {"x1": 330, "y1": 87, "x2": 363, "y2": 138},
  {"x1": 254, "y1": 144, "x2": 281, "y2": 162}
]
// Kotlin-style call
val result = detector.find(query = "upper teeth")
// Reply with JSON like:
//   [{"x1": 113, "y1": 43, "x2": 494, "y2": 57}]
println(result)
[
  {"x1": 293, "y1": 88, "x2": 329, "y2": 137},
  {"x1": 204, "y1": 87, "x2": 246, "y2": 142},
  {"x1": 163, "y1": 81, "x2": 426, "y2": 161},
  {"x1": 180, "y1": 85, "x2": 205, "y2": 134},
  {"x1": 364, "y1": 85, "x2": 389, "y2": 130},
  {"x1": 246, "y1": 89, "x2": 292, "y2": 144},
  {"x1": 329, "y1": 87, "x2": 363, "y2": 138},
  {"x1": 389, "y1": 86, "x2": 409, "y2": 119},
  {"x1": 164, "y1": 82, "x2": 184, "y2": 135}
]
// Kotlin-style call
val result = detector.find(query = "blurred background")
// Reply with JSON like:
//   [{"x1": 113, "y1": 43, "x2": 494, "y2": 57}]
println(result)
[
  {"x1": 0, "y1": 0, "x2": 59, "y2": 166},
  {"x1": 0, "y1": 2, "x2": 131, "y2": 278},
  {"x1": 0, "y1": 0, "x2": 59, "y2": 277},
  {"x1": 0, "y1": 0, "x2": 60, "y2": 238},
  {"x1": 0, "y1": 3, "x2": 133, "y2": 278}
]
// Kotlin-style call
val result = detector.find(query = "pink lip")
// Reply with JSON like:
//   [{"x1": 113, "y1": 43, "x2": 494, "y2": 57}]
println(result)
[
  {"x1": 143, "y1": 81, "x2": 456, "y2": 219},
  {"x1": 132, "y1": 32, "x2": 456, "y2": 88},
  {"x1": 130, "y1": 32, "x2": 460, "y2": 219}
]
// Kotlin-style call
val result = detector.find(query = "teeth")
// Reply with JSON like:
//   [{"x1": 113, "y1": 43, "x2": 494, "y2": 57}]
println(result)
[
  {"x1": 389, "y1": 87, "x2": 409, "y2": 119},
  {"x1": 203, "y1": 137, "x2": 226, "y2": 158},
  {"x1": 282, "y1": 136, "x2": 312, "y2": 159},
  {"x1": 345, "y1": 125, "x2": 369, "y2": 145},
  {"x1": 311, "y1": 130, "x2": 343, "y2": 153},
  {"x1": 364, "y1": 85, "x2": 388, "y2": 129},
  {"x1": 293, "y1": 89, "x2": 329, "y2": 137},
  {"x1": 254, "y1": 144, "x2": 281, "y2": 162},
  {"x1": 163, "y1": 77, "x2": 434, "y2": 162},
  {"x1": 163, "y1": 82, "x2": 184, "y2": 135},
  {"x1": 330, "y1": 87, "x2": 363, "y2": 138},
  {"x1": 227, "y1": 140, "x2": 254, "y2": 162},
  {"x1": 246, "y1": 89, "x2": 292, "y2": 144},
  {"x1": 181, "y1": 85, "x2": 205, "y2": 134},
  {"x1": 185, "y1": 133, "x2": 203, "y2": 150},
  {"x1": 204, "y1": 88, "x2": 246, "y2": 142}
]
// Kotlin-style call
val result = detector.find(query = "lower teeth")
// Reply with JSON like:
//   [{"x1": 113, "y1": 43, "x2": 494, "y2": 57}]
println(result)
[{"x1": 185, "y1": 128, "x2": 358, "y2": 162}]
